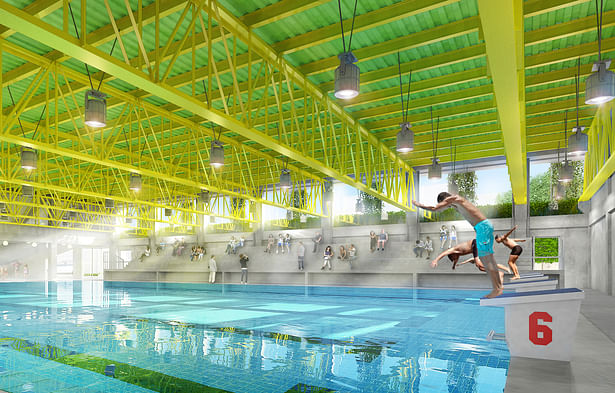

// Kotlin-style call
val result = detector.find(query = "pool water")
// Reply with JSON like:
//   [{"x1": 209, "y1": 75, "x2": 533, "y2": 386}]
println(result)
[{"x1": 0, "y1": 281, "x2": 509, "y2": 392}]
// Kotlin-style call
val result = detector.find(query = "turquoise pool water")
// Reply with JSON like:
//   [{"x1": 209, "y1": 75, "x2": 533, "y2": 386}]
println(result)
[{"x1": 0, "y1": 281, "x2": 509, "y2": 392}]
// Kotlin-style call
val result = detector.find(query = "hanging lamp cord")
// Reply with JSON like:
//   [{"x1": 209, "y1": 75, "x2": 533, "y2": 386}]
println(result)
[
  {"x1": 68, "y1": 3, "x2": 94, "y2": 90},
  {"x1": 431, "y1": 107, "x2": 440, "y2": 162},
  {"x1": 564, "y1": 111, "x2": 568, "y2": 163},
  {"x1": 575, "y1": 57, "x2": 580, "y2": 129},
  {"x1": 595, "y1": 0, "x2": 604, "y2": 61},
  {"x1": 337, "y1": 0, "x2": 359, "y2": 53},
  {"x1": 397, "y1": 52, "x2": 413, "y2": 123}
]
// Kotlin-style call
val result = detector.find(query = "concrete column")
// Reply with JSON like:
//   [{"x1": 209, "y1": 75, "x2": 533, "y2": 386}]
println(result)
[
  {"x1": 321, "y1": 187, "x2": 334, "y2": 243},
  {"x1": 513, "y1": 203, "x2": 529, "y2": 237},
  {"x1": 73, "y1": 247, "x2": 82, "y2": 280},
  {"x1": 406, "y1": 170, "x2": 420, "y2": 242},
  {"x1": 252, "y1": 202, "x2": 263, "y2": 247},
  {"x1": 47, "y1": 242, "x2": 57, "y2": 281}
]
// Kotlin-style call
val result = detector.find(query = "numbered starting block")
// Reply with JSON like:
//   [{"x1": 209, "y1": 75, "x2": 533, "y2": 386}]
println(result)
[
  {"x1": 481, "y1": 288, "x2": 584, "y2": 361},
  {"x1": 504, "y1": 278, "x2": 558, "y2": 292}
]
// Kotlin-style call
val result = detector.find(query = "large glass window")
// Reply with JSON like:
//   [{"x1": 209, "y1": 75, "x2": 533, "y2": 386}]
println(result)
[
  {"x1": 533, "y1": 237, "x2": 560, "y2": 270},
  {"x1": 56, "y1": 249, "x2": 73, "y2": 275},
  {"x1": 529, "y1": 159, "x2": 583, "y2": 216},
  {"x1": 419, "y1": 166, "x2": 512, "y2": 221},
  {"x1": 333, "y1": 182, "x2": 405, "y2": 226}
]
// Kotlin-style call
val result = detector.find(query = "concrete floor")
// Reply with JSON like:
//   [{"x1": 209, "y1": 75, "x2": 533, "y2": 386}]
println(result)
[{"x1": 505, "y1": 289, "x2": 615, "y2": 393}]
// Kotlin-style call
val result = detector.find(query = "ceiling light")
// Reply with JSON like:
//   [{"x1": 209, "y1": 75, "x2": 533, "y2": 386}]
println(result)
[
  {"x1": 428, "y1": 158, "x2": 442, "y2": 180},
  {"x1": 396, "y1": 122, "x2": 414, "y2": 153},
  {"x1": 21, "y1": 148, "x2": 37, "y2": 170},
  {"x1": 2, "y1": 240, "x2": 7, "y2": 246},
  {"x1": 568, "y1": 126, "x2": 588, "y2": 155},
  {"x1": 129, "y1": 173, "x2": 142, "y2": 192},
  {"x1": 448, "y1": 180, "x2": 459, "y2": 194},
  {"x1": 210, "y1": 140, "x2": 224, "y2": 168},
  {"x1": 31, "y1": 242, "x2": 37, "y2": 248},
  {"x1": 105, "y1": 199, "x2": 114, "y2": 209},
  {"x1": 334, "y1": 52, "x2": 360, "y2": 99},
  {"x1": 559, "y1": 162, "x2": 574, "y2": 183},
  {"x1": 84, "y1": 89, "x2": 107, "y2": 128},
  {"x1": 585, "y1": 60, "x2": 615, "y2": 105},
  {"x1": 164, "y1": 208, "x2": 172, "y2": 217},
  {"x1": 279, "y1": 168, "x2": 291, "y2": 190},
  {"x1": 22, "y1": 185, "x2": 33, "y2": 197},
  {"x1": 198, "y1": 191, "x2": 211, "y2": 204}
]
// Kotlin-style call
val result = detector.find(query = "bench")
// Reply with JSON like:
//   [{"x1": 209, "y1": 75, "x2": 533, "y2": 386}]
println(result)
[
  {"x1": 503, "y1": 278, "x2": 558, "y2": 292},
  {"x1": 480, "y1": 288, "x2": 584, "y2": 361}
]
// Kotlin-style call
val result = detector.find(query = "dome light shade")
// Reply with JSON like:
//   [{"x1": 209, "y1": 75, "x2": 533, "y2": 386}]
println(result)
[
  {"x1": 568, "y1": 127, "x2": 588, "y2": 155},
  {"x1": 198, "y1": 191, "x2": 211, "y2": 204},
  {"x1": 585, "y1": 60, "x2": 615, "y2": 105},
  {"x1": 279, "y1": 168, "x2": 291, "y2": 190},
  {"x1": 428, "y1": 158, "x2": 442, "y2": 180},
  {"x1": 21, "y1": 148, "x2": 37, "y2": 170},
  {"x1": 129, "y1": 173, "x2": 142, "y2": 192},
  {"x1": 559, "y1": 162, "x2": 574, "y2": 183},
  {"x1": 84, "y1": 89, "x2": 107, "y2": 128},
  {"x1": 396, "y1": 122, "x2": 414, "y2": 153},
  {"x1": 448, "y1": 180, "x2": 459, "y2": 194},
  {"x1": 334, "y1": 52, "x2": 360, "y2": 99},
  {"x1": 2, "y1": 241, "x2": 7, "y2": 246},
  {"x1": 210, "y1": 140, "x2": 224, "y2": 168}
]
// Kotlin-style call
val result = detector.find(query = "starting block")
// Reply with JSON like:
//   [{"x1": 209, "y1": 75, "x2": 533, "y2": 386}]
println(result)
[
  {"x1": 504, "y1": 278, "x2": 558, "y2": 292},
  {"x1": 481, "y1": 288, "x2": 584, "y2": 361},
  {"x1": 519, "y1": 272, "x2": 545, "y2": 278}
]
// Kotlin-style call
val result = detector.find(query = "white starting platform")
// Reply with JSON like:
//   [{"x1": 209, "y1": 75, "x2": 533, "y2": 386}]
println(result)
[
  {"x1": 519, "y1": 272, "x2": 545, "y2": 278},
  {"x1": 481, "y1": 288, "x2": 584, "y2": 361},
  {"x1": 504, "y1": 278, "x2": 558, "y2": 292},
  {"x1": 510, "y1": 275, "x2": 550, "y2": 283}
]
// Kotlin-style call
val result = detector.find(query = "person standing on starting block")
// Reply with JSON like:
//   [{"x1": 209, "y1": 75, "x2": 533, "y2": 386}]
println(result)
[
  {"x1": 413, "y1": 192, "x2": 503, "y2": 298},
  {"x1": 495, "y1": 225, "x2": 526, "y2": 280}
]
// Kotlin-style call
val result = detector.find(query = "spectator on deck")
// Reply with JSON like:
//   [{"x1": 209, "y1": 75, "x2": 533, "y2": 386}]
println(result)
[
  {"x1": 172, "y1": 239, "x2": 180, "y2": 256},
  {"x1": 424, "y1": 236, "x2": 434, "y2": 259},
  {"x1": 312, "y1": 232, "x2": 322, "y2": 253},
  {"x1": 198, "y1": 246, "x2": 205, "y2": 260},
  {"x1": 297, "y1": 241, "x2": 306, "y2": 271},
  {"x1": 377, "y1": 229, "x2": 388, "y2": 251},
  {"x1": 178, "y1": 238, "x2": 186, "y2": 256},
  {"x1": 225, "y1": 237, "x2": 236, "y2": 255},
  {"x1": 369, "y1": 231, "x2": 377, "y2": 252},
  {"x1": 23, "y1": 264, "x2": 29, "y2": 280},
  {"x1": 190, "y1": 246, "x2": 198, "y2": 261},
  {"x1": 276, "y1": 234, "x2": 284, "y2": 254},
  {"x1": 284, "y1": 233, "x2": 291, "y2": 254},
  {"x1": 338, "y1": 245, "x2": 347, "y2": 260},
  {"x1": 265, "y1": 234, "x2": 274, "y2": 253},
  {"x1": 208, "y1": 255, "x2": 217, "y2": 284},
  {"x1": 321, "y1": 246, "x2": 334, "y2": 270},
  {"x1": 239, "y1": 253, "x2": 249, "y2": 284},
  {"x1": 414, "y1": 240, "x2": 425, "y2": 258},
  {"x1": 348, "y1": 244, "x2": 357, "y2": 260}
]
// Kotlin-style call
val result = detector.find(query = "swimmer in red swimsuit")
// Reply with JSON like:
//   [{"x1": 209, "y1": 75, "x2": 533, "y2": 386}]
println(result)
[{"x1": 495, "y1": 225, "x2": 526, "y2": 280}]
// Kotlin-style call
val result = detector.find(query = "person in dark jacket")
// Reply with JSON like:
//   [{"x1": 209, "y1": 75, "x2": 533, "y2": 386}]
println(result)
[{"x1": 239, "y1": 254, "x2": 249, "y2": 284}]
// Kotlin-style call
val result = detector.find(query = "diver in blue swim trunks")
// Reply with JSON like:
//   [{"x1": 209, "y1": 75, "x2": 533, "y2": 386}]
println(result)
[{"x1": 413, "y1": 192, "x2": 503, "y2": 298}]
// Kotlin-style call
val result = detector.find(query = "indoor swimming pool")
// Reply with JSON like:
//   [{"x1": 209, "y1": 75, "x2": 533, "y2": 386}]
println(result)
[{"x1": 0, "y1": 281, "x2": 509, "y2": 392}]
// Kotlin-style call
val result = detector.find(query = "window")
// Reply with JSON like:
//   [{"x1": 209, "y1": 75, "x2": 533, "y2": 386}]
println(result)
[
  {"x1": 533, "y1": 237, "x2": 560, "y2": 270},
  {"x1": 56, "y1": 249, "x2": 73, "y2": 274},
  {"x1": 529, "y1": 159, "x2": 584, "y2": 216}
]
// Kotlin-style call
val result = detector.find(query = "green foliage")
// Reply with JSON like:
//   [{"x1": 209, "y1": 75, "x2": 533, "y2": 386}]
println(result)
[
  {"x1": 529, "y1": 161, "x2": 584, "y2": 216},
  {"x1": 449, "y1": 172, "x2": 477, "y2": 203},
  {"x1": 534, "y1": 237, "x2": 559, "y2": 264},
  {"x1": 357, "y1": 186, "x2": 382, "y2": 215}
]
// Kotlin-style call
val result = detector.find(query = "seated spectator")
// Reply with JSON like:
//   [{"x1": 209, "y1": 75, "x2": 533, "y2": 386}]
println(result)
[
  {"x1": 414, "y1": 240, "x2": 425, "y2": 258},
  {"x1": 276, "y1": 234, "x2": 284, "y2": 254},
  {"x1": 338, "y1": 245, "x2": 347, "y2": 260},
  {"x1": 225, "y1": 237, "x2": 236, "y2": 255},
  {"x1": 139, "y1": 246, "x2": 151, "y2": 262},
  {"x1": 190, "y1": 246, "x2": 197, "y2": 261},
  {"x1": 348, "y1": 244, "x2": 357, "y2": 260},
  {"x1": 239, "y1": 236, "x2": 245, "y2": 247},
  {"x1": 284, "y1": 233, "x2": 291, "y2": 254},
  {"x1": 265, "y1": 234, "x2": 274, "y2": 253},
  {"x1": 198, "y1": 246, "x2": 205, "y2": 260}
]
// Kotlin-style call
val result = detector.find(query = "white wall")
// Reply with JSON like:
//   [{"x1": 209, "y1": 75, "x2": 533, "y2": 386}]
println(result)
[{"x1": 588, "y1": 174, "x2": 615, "y2": 295}]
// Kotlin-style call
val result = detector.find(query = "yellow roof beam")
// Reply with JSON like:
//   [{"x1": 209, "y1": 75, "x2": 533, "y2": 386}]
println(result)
[
  {"x1": 241, "y1": 0, "x2": 328, "y2": 28},
  {"x1": 524, "y1": 0, "x2": 589, "y2": 17},
  {"x1": 478, "y1": 0, "x2": 527, "y2": 203}
]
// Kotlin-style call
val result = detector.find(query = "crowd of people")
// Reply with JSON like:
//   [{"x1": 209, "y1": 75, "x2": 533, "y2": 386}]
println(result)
[{"x1": 225, "y1": 236, "x2": 245, "y2": 255}]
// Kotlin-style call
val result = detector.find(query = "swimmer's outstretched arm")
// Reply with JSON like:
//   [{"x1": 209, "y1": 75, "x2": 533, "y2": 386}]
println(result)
[
  {"x1": 500, "y1": 225, "x2": 518, "y2": 241},
  {"x1": 412, "y1": 196, "x2": 457, "y2": 212},
  {"x1": 431, "y1": 248, "x2": 458, "y2": 268},
  {"x1": 512, "y1": 238, "x2": 526, "y2": 242}
]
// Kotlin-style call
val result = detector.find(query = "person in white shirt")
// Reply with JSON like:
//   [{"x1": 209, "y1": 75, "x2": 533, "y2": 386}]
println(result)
[{"x1": 208, "y1": 255, "x2": 217, "y2": 284}]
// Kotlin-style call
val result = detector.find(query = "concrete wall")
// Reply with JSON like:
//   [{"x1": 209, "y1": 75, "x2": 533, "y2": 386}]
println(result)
[{"x1": 588, "y1": 174, "x2": 615, "y2": 295}]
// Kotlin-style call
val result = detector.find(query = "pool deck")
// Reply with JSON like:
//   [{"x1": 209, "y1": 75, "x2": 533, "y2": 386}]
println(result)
[{"x1": 505, "y1": 289, "x2": 615, "y2": 393}]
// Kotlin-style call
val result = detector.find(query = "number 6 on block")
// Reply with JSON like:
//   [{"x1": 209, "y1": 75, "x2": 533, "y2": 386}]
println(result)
[{"x1": 529, "y1": 311, "x2": 553, "y2": 345}]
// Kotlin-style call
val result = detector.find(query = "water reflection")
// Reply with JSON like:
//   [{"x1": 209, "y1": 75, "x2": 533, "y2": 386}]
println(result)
[{"x1": 0, "y1": 281, "x2": 508, "y2": 392}]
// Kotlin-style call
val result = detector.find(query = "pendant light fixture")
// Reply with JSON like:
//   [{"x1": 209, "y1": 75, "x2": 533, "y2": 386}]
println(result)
[
  {"x1": 396, "y1": 52, "x2": 414, "y2": 153},
  {"x1": 334, "y1": 0, "x2": 360, "y2": 99},
  {"x1": 585, "y1": 0, "x2": 615, "y2": 105},
  {"x1": 570, "y1": 58, "x2": 589, "y2": 155},
  {"x1": 129, "y1": 173, "x2": 142, "y2": 192},
  {"x1": 21, "y1": 148, "x2": 37, "y2": 170},
  {"x1": 559, "y1": 114, "x2": 574, "y2": 183},
  {"x1": 448, "y1": 141, "x2": 458, "y2": 194},
  {"x1": 198, "y1": 190, "x2": 211, "y2": 204},
  {"x1": 280, "y1": 168, "x2": 291, "y2": 190},
  {"x1": 105, "y1": 199, "x2": 114, "y2": 209},
  {"x1": 428, "y1": 107, "x2": 442, "y2": 179},
  {"x1": 84, "y1": 89, "x2": 107, "y2": 128},
  {"x1": 209, "y1": 124, "x2": 225, "y2": 168}
]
